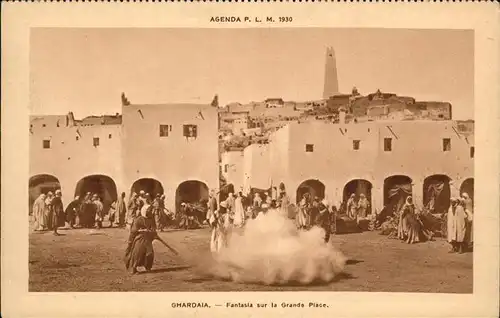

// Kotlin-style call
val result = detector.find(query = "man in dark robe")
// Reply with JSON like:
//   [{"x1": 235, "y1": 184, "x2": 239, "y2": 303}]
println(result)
[
  {"x1": 111, "y1": 192, "x2": 127, "y2": 228},
  {"x1": 309, "y1": 197, "x2": 321, "y2": 229},
  {"x1": 315, "y1": 199, "x2": 331, "y2": 243},
  {"x1": 124, "y1": 204, "x2": 157, "y2": 274},
  {"x1": 65, "y1": 195, "x2": 81, "y2": 228},
  {"x1": 152, "y1": 194, "x2": 163, "y2": 231},
  {"x1": 93, "y1": 195, "x2": 104, "y2": 229},
  {"x1": 81, "y1": 192, "x2": 94, "y2": 228},
  {"x1": 51, "y1": 190, "x2": 65, "y2": 236}
]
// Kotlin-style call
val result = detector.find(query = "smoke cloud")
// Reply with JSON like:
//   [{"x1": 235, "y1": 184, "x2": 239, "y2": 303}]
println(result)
[{"x1": 202, "y1": 209, "x2": 347, "y2": 285}]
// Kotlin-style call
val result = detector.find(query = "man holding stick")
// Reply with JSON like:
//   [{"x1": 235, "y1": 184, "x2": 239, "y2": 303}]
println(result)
[{"x1": 124, "y1": 200, "x2": 179, "y2": 274}]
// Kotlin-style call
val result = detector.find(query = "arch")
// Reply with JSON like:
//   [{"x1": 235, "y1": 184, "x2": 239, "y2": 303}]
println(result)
[
  {"x1": 383, "y1": 175, "x2": 412, "y2": 215},
  {"x1": 175, "y1": 180, "x2": 209, "y2": 213},
  {"x1": 423, "y1": 174, "x2": 451, "y2": 214},
  {"x1": 74, "y1": 175, "x2": 118, "y2": 214},
  {"x1": 460, "y1": 178, "x2": 474, "y2": 203},
  {"x1": 131, "y1": 178, "x2": 164, "y2": 198},
  {"x1": 296, "y1": 179, "x2": 326, "y2": 204},
  {"x1": 343, "y1": 179, "x2": 373, "y2": 215},
  {"x1": 29, "y1": 174, "x2": 61, "y2": 215}
]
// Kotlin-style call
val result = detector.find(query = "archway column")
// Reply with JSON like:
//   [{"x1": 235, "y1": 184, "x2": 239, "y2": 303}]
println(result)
[
  {"x1": 412, "y1": 178, "x2": 424, "y2": 210},
  {"x1": 54, "y1": 174, "x2": 75, "y2": 210},
  {"x1": 163, "y1": 186, "x2": 177, "y2": 213},
  {"x1": 450, "y1": 178, "x2": 463, "y2": 199},
  {"x1": 372, "y1": 184, "x2": 384, "y2": 213}
]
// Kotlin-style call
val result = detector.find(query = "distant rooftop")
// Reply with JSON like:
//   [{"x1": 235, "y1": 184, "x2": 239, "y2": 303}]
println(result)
[{"x1": 78, "y1": 115, "x2": 122, "y2": 125}]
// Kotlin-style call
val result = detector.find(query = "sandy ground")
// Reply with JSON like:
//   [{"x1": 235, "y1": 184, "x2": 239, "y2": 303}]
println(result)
[{"x1": 29, "y1": 225, "x2": 472, "y2": 293}]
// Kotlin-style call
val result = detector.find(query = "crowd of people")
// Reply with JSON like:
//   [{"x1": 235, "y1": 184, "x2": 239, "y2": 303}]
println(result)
[
  {"x1": 32, "y1": 190, "x2": 111, "y2": 234},
  {"x1": 207, "y1": 187, "x2": 336, "y2": 254},
  {"x1": 32, "y1": 190, "x2": 65, "y2": 235},
  {"x1": 31, "y1": 188, "x2": 210, "y2": 234},
  {"x1": 378, "y1": 192, "x2": 474, "y2": 253},
  {"x1": 32, "y1": 185, "x2": 474, "y2": 274}
]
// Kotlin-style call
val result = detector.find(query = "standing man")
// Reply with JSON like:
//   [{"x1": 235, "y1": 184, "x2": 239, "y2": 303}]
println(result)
[
  {"x1": 33, "y1": 193, "x2": 47, "y2": 231},
  {"x1": 207, "y1": 190, "x2": 218, "y2": 227},
  {"x1": 315, "y1": 199, "x2": 332, "y2": 243},
  {"x1": 226, "y1": 193, "x2": 236, "y2": 218},
  {"x1": 447, "y1": 197, "x2": 467, "y2": 253},
  {"x1": 296, "y1": 193, "x2": 309, "y2": 230},
  {"x1": 347, "y1": 193, "x2": 357, "y2": 219},
  {"x1": 65, "y1": 195, "x2": 81, "y2": 229},
  {"x1": 51, "y1": 190, "x2": 64, "y2": 236},
  {"x1": 127, "y1": 192, "x2": 139, "y2": 230},
  {"x1": 152, "y1": 194, "x2": 162, "y2": 230},
  {"x1": 461, "y1": 192, "x2": 474, "y2": 249},
  {"x1": 115, "y1": 192, "x2": 127, "y2": 228},
  {"x1": 357, "y1": 194, "x2": 370, "y2": 219},
  {"x1": 44, "y1": 192, "x2": 54, "y2": 231},
  {"x1": 93, "y1": 194, "x2": 104, "y2": 229},
  {"x1": 81, "y1": 192, "x2": 94, "y2": 228}
]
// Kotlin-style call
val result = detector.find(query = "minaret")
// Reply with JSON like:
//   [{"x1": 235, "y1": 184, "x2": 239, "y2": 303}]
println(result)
[{"x1": 322, "y1": 46, "x2": 339, "y2": 99}]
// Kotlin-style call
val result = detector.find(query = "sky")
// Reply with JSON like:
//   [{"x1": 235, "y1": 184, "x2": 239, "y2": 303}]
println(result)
[{"x1": 30, "y1": 28, "x2": 474, "y2": 120}]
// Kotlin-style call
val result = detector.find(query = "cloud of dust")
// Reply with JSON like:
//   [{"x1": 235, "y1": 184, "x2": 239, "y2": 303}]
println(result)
[{"x1": 202, "y1": 209, "x2": 347, "y2": 285}]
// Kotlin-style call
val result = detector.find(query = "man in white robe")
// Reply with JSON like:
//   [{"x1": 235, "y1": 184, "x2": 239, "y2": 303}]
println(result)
[
  {"x1": 33, "y1": 193, "x2": 46, "y2": 231},
  {"x1": 347, "y1": 193, "x2": 357, "y2": 219},
  {"x1": 210, "y1": 201, "x2": 232, "y2": 254},
  {"x1": 233, "y1": 192, "x2": 245, "y2": 227},
  {"x1": 447, "y1": 197, "x2": 467, "y2": 253}
]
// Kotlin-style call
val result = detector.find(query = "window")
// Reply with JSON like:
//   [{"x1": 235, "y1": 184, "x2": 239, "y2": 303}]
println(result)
[
  {"x1": 183, "y1": 124, "x2": 198, "y2": 138},
  {"x1": 353, "y1": 140, "x2": 360, "y2": 150},
  {"x1": 75, "y1": 136, "x2": 79, "y2": 141},
  {"x1": 470, "y1": 146, "x2": 475, "y2": 158},
  {"x1": 93, "y1": 137, "x2": 100, "y2": 147},
  {"x1": 42, "y1": 139, "x2": 50, "y2": 149},
  {"x1": 108, "y1": 134, "x2": 112, "y2": 139},
  {"x1": 42, "y1": 124, "x2": 46, "y2": 127},
  {"x1": 159, "y1": 124, "x2": 171, "y2": 137},
  {"x1": 305, "y1": 144, "x2": 314, "y2": 152},
  {"x1": 442, "y1": 138, "x2": 451, "y2": 152},
  {"x1": 224, "y1": 164, "x2": 228, "y2": 173},
  {"x1": 384, "y1": 138, "x2": 392, "y2": 152}
]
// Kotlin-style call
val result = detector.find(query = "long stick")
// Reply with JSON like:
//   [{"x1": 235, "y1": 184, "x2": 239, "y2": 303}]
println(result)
[{"x1": 154, "y1": 234, "x2": 180, "y2": 256}]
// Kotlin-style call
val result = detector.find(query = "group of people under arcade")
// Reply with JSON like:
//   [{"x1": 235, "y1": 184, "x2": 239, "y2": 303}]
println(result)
[
  {"x1": 32, "y1": 190, "x2": 65, "y2": 235},
  {"x1": 33, "y1": 190, "x2": 108, "y2": 234},
  {"x1": 31, "y1": 187, "x2": 213, "y2": 234},
  {"x1": 377, "y1": 192, "x2": 474, "y2": 253}
]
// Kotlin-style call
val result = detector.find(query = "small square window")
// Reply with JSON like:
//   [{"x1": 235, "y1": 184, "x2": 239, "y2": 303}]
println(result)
[
  {"x1": 93, "y1": 137, "x2": 100, "y2": 147},
  {"x1": 305, "y1": 144, "x2": 314, "y2": 152},
  {"x1": 470, "y1": 146, "x2": 474, "y2": 158},
  {"x1": 42, "y1": 124, "x2": 46, "y2": 127},
  {"x1": 43, "y1": 139, "x2": 50, "y2": 149},
  {"x1": 353, "y1": 140, "x2": 360, "y2": 150},
  {"x1": 159, "y1": 124, "x2": 170, "y2": 137},
  {"x1": 183, "y1": 124, "x2": 198, "y2": 138},
  {"x1": 442, "y1": 138, "x2": 451, "y2": 152},
  {"x1": 384, "y1": 138, "x2": 392, "y2": 152}
]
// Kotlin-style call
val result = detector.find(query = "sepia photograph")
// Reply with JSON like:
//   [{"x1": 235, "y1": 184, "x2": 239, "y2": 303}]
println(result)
[{"x1": 27, "y1": 27, "x2": 476, "y2": 293}]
